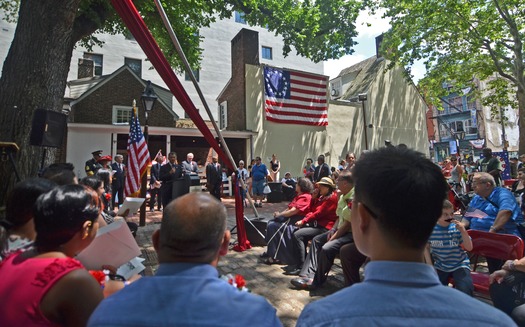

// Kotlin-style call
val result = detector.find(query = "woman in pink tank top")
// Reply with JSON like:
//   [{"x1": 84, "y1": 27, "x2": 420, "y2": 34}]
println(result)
[{"x1": 0, "y1": 185, "x2": 104, "y2": 326}]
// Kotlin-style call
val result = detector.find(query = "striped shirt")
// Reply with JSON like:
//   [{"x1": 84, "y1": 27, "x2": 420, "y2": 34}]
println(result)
[{"x1": 429, "y1": 224, "x2": 470, "y2": 272}]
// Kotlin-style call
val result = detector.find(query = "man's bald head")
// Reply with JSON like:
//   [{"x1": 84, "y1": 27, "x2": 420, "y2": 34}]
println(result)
[{"x1": 157, "y1": 192, "x2": 227, "y2": 263}]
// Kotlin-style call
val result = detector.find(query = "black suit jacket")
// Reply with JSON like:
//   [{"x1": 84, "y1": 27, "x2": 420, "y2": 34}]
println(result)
[
  {"x1": 150, "y1": 163, "x2": 161, "y2": 184},
  {"x1": 313, "y1": 163, "x2": 330, "y2": 182},
  {"x1": 111, "y1": 162, "x2": 126, "y2": 189},
  {"x1": 206, "y1": 163, "x2": 222, "y2": 187},
  {"x1": 159, "y1": 163, "x2": 182, "y2": 186}
]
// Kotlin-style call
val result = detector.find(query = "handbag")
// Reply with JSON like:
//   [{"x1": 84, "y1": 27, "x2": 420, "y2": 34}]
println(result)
[{"x1": 263, "y1": 184, "x2": 271, "y2": 194}]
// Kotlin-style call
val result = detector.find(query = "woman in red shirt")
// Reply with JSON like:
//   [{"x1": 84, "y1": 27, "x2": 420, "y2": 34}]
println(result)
[
  {"x1": 285, "y1": 177, "x2": 339, "y2": 275},
  {"x1": 261, "y1": 177, "x2": 314, "y2": 265}
]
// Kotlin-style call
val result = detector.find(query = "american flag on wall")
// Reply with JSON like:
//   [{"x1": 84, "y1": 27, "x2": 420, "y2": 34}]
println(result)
[
  {"x1": 124, "y1": 107, "x2": 151, "y2": 197},
  {"x1": 263, "y1": 66, "x2": 328, "y2": 126}
]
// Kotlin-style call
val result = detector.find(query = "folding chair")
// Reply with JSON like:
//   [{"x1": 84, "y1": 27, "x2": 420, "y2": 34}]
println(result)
[{"x1": 467, "y1": 230, "x2": 524, "y2": 296}]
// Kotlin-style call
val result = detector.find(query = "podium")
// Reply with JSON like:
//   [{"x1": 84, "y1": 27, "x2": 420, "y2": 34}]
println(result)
[
  {"x1": 171, "y1": 178, "x2": 187, "y2": 201},
  {"x1": 186, "y1": 174, "x2": 202, "y2": 193}
]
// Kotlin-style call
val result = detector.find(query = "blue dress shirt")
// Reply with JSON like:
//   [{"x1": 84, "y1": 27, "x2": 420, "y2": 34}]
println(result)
[
  {"x1": 88, "y1": 263, "x2": 282, "y2": 327},
  {"x1": 297, "y1": 261, "x2": 515, "y2": 327}
]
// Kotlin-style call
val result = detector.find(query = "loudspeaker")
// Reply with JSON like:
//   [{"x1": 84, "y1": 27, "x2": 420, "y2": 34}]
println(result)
[
  {"x1": 29, "y1": 109, "x2": 67, "y2": 148},
  {"x1": 245, "y1": 217, "x2": 270, "y2": 246},
  {"x1": 267, "y1": 182, "x2": 283, "y2": 203}
]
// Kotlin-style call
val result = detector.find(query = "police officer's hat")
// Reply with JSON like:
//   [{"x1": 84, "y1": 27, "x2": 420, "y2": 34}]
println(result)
[{"x1": 92, "y1": 150, "x2": 103, "y2": 156}]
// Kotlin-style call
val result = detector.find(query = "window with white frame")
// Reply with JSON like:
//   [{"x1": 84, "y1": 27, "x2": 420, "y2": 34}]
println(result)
[
  {"x1": 262, "y1": 46, "x2": 272, "y2": 60},
  {"x1": 464, "y1": 119, "x2": 478, "y2": 135},
  {"x1": 219, "y1": 102, "x2": 227, "y2": 130},
  {"x1": 439, "y1": 123, "x2": 450, "y2": 138},
  {"x1": 83, "y1": 53, "x2": 103, "y2": 76},
  {"x1": 112, "y1": 106, "x2": 132, "y2": 125}
]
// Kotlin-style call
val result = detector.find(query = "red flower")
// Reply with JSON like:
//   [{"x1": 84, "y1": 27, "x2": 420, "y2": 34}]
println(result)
[
  {"x1": 89, "y1": 270, "x2": 106, "y2": 285},
  {"x1": 105, "y1": 193, "x2": 112, "y2": 201},
  {"x1": 235, "y1": 274, "x2": 246, "y2": 289}
]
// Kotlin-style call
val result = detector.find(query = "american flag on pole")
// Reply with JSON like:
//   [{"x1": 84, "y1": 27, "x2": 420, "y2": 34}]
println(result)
[
  {"x1": 124, "y1": 107, "x2": 151, "y2": 197},
  {"x1": 263, "y1": 66, "x2": 328, "y2": 126}
]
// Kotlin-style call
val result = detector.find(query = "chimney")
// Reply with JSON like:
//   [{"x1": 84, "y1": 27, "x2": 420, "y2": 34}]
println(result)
[
  {"x1": 77, "y1": 58, "x2": 94, "y2": 79},
  {"x1": 375, "y1": 34, "x2": 384, "y2": 59}
]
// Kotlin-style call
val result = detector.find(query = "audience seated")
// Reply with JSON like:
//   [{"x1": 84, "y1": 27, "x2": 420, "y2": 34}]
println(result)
[
  {"x1": 0, "y1": 185, "x2": 105, "y2": 326},
  {"x1": 262, "y1": 178, "x2": 313, "y2": 265},
  {"x1": 297, "y1": 146, "x2": 514, "y2": 326},
  {"x1": 88, "y1": 193, "x2": 282, "y2": 327},
  {"x1": 0, "y1": 178, "x2": 56, "y2": 258},
  {"x1": 281, "y1": 172, "x2": 297, "y2": 201},
  {"x1": 80, "y1": 176, "x2": 138, "y2": 236},
  {"x1": 291, "y1": 171, "x2": 356, "y2": 289},
  {"x1": 464, "y1": 172, "x2": 524, "y2": 272},
  {"x1": 285, "y1": 177, "x2": 338, "y2": 275}
]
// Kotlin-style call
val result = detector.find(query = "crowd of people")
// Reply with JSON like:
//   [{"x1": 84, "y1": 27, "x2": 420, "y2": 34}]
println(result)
[{"x1": 4, "y1": 145, "x2": 525, "y2": 326}]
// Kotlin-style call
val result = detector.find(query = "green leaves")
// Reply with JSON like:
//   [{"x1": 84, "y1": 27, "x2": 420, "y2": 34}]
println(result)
[{"x1": 377, "y1": 0, "x2": 525, "y2": 149}]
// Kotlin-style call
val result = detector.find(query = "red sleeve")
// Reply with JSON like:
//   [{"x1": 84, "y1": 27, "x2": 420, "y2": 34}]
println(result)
[
  {"x1": 289, "y1": 193, "x2": 312, "y2": 216},
  {"x1": 302, "y1": 193, "x2": 338, "y2": 224}
]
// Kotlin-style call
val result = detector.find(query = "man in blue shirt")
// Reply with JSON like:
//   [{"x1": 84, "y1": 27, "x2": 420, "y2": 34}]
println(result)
[
  {"x1": 251, "y1": 156, "x2": 268, "y2": 207},
  {"x1": 298, "y1": 147, "x2": 514, "y2": 327},
  {"x1": 465, "y1": 172, "x2": 523, "y2": 236},
  {"x1": 464, "y1": 171, "x2": 524, "y2": 272},
  {"x1": 88, "y1": 192, "x2": 281, "y2": 327}
]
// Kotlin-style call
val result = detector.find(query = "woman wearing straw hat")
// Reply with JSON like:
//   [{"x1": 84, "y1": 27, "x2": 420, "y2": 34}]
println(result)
[{"x1": 284, "y1": 177, "x2": 338, "y2": 275}]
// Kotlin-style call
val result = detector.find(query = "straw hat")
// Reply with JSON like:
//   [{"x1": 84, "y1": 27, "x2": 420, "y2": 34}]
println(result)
[{"x1": 316, "y1": 177, "x2": 335, "y2": 189}]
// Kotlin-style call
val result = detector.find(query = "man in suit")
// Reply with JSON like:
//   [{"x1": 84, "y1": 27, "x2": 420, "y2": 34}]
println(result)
[
  {"x1": 111, "y1": 154, "x2": 126, "y2": 208},
  {"x1": 149, "y1": 155, "x2": 163, "y2": 212},
  {"x1": 313, "y1": 154, "x2": 330, "y2": 182},
  {"x1": 160, "y1": 152, "x2": 183, "y2": 208},
  {"x1": 206, "y1": 155, "x2": 222, "y2": 201},
  {"x1": 182, "y1": 152, "x2": 199, "y2": 175},
  {"x1": 85, "y1": 150, "x2": 102, "y2": 176}
]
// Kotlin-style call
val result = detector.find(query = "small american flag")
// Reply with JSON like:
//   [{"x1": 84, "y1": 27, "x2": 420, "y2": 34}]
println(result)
[
  {"x1": 264, "y1": 66, "x2": 328, "y2": 126},
  {"x1": 124, "y1": 107, "x2": 151, "y2": 197}
]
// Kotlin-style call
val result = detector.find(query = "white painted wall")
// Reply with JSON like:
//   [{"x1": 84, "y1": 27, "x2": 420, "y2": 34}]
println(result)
[{"x1": 245, "y1": 62, "x2": 431, "y2": 178}]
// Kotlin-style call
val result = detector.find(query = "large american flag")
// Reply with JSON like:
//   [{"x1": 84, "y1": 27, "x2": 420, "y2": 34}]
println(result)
[
  {"x1": 264, "y1": 66, "x2": 328, "y2": 126},
  {"x1": 124, "y1": 107, "x2": 151, "y2": 197}
]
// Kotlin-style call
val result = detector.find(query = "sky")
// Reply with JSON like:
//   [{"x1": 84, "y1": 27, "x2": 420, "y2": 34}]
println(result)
[{"x1": 323, "y1": 10, "x2": 426, "y2": 83}]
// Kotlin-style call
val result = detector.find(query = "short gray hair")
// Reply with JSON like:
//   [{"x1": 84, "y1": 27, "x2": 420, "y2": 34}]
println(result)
[
  {"x1": 115, "y1": 154, "x2": 123, "y2": 160},
  {"x1": 474, "y1": 172, "x2": 495, "y2": 186}
]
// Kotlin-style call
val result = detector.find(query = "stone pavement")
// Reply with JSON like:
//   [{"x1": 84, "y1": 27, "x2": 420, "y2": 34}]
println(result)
[{"x1": 128, "y1": 197, "x2": 346, "y2": 327}]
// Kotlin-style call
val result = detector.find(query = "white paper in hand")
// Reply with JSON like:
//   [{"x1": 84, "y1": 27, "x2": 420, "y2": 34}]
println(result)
[
  {"x1": 76, "y1": 220, "x2": 141, "y2": 270},
  {"x1": 117, "y1": 197, "x2": 145, "y2": 217}
]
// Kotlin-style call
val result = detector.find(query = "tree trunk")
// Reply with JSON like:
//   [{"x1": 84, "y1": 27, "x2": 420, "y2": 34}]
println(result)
[
  {"x1": 517, "y1": 84, "x2": 525, "y2": 155},
  {"x1": 0, "y1": 0, "x2": 82, "y2": 205}
]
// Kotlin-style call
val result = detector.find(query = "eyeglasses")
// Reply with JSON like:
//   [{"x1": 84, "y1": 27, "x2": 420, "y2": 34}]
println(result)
[{"x1": 360, "y1": 201, "x2": 379, "y2": 219}]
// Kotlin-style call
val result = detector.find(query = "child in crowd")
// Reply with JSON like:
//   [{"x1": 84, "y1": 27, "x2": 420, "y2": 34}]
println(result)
[{"x1": 427, "y1": 200, "x2": 474, "y2": 295}]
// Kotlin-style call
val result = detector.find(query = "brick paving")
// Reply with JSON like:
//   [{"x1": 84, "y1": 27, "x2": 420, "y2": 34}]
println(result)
[{"x1": 128, "y1": 197, "x2": 346, "y2": 327}]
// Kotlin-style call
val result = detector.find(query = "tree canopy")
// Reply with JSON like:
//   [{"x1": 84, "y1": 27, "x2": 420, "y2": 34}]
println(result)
[
  {"x1": 376, "y1": 0, "x2": 525, "y2": 152},
  {"x1": 0, "y1": 0, "x2": 363, "y2": 205}
]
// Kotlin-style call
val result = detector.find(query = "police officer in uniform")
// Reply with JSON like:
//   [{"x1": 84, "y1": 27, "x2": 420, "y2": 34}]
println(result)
[{"x1": 85, "y1": 150, "x2": 103, "y2": 176}]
